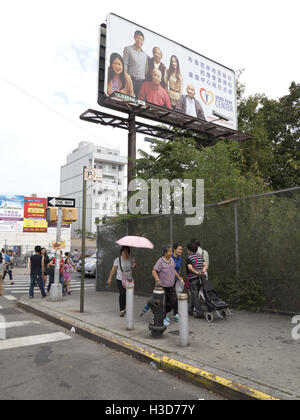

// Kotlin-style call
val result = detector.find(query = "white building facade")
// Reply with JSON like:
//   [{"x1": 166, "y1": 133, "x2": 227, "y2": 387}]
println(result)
[{"x1": 60, "y1": 141, "x2": 127, "y2": 235}]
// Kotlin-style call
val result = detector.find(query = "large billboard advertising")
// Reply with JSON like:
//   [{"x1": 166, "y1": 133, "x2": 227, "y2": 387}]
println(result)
[
  {"x1": 0, "y1": 195, "x2": 24, "y2": 232},
  {"x1": 0, "y1": 195, "x2": 71, "y2": 234},
  {"x1": 102, "y1": 13, "x2": 237, "y2": 130},
  {"x1": 23, "y1": 197, "x2": 48, "y2": 233}
]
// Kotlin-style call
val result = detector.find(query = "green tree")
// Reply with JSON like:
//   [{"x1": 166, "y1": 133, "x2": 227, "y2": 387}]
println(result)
[
  {"x1": 136, "y1": 136, "x2": 266, "y2": 206},
  {"x1": 238, "y1": 82, "x2": 300, "y2": 189}
]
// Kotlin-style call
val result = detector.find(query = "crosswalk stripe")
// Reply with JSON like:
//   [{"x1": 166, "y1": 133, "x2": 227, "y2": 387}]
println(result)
[
  {"x1": 3, "y1": 283, "x2": 94, "y2": 288},
  {"x1": 0, "y1": 321, "x2": 41, "y2": 329},
  {"x1": 8, "y1": 287, "x2": 94, "y2": 294},
  {"x1": 4, "y1": 296, "x2": 17, "y2": 301},
  {"x1": 0, "y1": 332, "x2": 72, "y2": 351},
  {"x1": 0, "y1": 306, "x2": 4, "y2": 310}
]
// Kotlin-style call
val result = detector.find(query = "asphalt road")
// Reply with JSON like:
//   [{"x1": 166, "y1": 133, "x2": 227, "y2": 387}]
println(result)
[{"x1": 0, "y1": 297, "x2": 225, "y2": 401}]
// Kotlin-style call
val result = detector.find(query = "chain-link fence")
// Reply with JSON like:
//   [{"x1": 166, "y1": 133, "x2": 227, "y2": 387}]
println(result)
[{"x1": 96, "y1": 187, "x2": 300, "y2": 313}]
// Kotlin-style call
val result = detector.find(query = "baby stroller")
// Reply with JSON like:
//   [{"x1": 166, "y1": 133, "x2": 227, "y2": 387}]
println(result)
[{"x1": 199, "y1": 275, "x2": 232, "y2": 323}]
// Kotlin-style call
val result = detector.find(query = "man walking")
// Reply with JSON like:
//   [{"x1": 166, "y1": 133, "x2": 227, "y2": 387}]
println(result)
[
  {"x1": 3, "y1": 250, "x2": 14, "y2": 285},
  {"x1": 28, "y1": 246, "x2": 47, "y2": 299},
  {"x1": 0, "y1": 252, "x2": 4, "y2": 297}
]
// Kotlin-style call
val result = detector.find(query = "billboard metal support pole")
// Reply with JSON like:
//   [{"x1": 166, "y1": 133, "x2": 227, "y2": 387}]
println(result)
[
  {"x1": 80, "y1": 166, "x2": 87, "y2": 313},
  {"x1": 128, "y1": 113, "x2": 136, "y2": 190},
  {"x1": 50, "y1": 207, "x2": 63, "y2": 301}
]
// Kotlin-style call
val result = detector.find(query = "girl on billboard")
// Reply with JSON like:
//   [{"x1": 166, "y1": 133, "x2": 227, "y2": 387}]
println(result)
[
  {"x1": 107, "y1": 53, "x2": 135, "y2": 97},
  {"x1": 164, "y1": 55, "x2": 183, "y2": 109}
]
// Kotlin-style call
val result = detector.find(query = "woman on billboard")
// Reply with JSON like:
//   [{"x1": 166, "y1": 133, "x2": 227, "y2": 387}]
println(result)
[
  {"x1": 164, "y1": 55, "x2": 183, "y2": 109},
  {"x1": 107, "y1": 53, "x2": 135, "y2": 97}
]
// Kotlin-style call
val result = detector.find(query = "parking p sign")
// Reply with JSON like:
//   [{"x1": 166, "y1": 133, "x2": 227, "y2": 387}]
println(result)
[{"x1": 84, "y1": 168, "x2": 103, "y2": 181}]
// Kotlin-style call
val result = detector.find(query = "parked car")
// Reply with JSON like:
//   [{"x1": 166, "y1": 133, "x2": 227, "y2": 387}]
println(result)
[
  {"x1": 80, "y1": 249, "x2": 95, "y2": 258},
  {"x1": 77, "y1": 253, "x2": 97, "y2": 277}
]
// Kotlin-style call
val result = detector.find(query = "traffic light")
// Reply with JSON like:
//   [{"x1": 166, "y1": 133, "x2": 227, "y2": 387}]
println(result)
[
  {"x1": 62, "y1": 208, "x2": 78, "y2": 223},
  {"x1": 46, "y1": 207, "x2": 58, "y2": 222}
]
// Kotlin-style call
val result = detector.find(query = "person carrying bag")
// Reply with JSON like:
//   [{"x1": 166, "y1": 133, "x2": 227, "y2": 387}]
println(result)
[
  {"x1": 186, "y1": 242, "x2": 208, "y2": 319},
  {"x1": 107, "y1": 246, "x2": 136, "y2": 318}
]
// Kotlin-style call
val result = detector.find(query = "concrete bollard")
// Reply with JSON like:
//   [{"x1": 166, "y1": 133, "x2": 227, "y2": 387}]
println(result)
[
  {"x1": 126, "y1": 282, "x2": 135, "y2": 330},
  {"x1": 49, "y1": 283, "x2": 63, "y2": 302},
  {"x1": 178, "y1": 293, "x2": 189, "y2": 347}
]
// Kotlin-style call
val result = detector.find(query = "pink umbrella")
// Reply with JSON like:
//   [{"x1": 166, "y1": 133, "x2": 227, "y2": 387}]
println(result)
[{"x1": 116, "y1": 236, "x2": 154, "y2": 249}]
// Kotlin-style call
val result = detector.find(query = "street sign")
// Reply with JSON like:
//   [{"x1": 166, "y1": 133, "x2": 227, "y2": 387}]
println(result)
[
  {"x1": 84, "y1": 168, "x2": 103, "y2": 181},
  {"x1": 47, "y1": 197, "x2": 76, "y2": 208}
]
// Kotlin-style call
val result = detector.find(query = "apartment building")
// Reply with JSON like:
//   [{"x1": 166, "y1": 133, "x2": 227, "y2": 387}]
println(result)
[{"x1": 60, "y1": 141, "x2": 127, "y2": 234}]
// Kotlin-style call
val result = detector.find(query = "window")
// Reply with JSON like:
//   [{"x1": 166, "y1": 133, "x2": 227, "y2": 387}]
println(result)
[{"x1": 103, "y1": 203, "x2": 107, "y2": 210}]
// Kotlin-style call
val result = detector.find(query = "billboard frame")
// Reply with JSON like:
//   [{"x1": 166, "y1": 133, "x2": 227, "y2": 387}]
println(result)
[{"x1": 98, "y1": 13, "x2": 239, "y2": 130}]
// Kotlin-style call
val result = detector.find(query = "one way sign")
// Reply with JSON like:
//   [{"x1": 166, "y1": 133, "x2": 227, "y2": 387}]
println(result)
[{"x1": 47, "y1": 197, "x2": 76, "y2": 208}]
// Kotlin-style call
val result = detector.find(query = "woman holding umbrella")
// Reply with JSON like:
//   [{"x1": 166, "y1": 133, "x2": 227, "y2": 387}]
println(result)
[{"x1": 107, "y1": 246, "x2": 136, "y2": 317}]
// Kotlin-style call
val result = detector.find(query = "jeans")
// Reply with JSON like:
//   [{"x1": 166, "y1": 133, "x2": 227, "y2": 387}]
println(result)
[
  {"x1": 3, "y1": 269, "x2": 13, "y2": 281},
  {"x1": 30, "y1": 273, "x2": 46, "y2": 298}
]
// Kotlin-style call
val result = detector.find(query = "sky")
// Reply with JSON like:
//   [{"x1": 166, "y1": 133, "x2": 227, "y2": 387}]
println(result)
[{"x1": 0, "y1": 0, "x2": 299, "y2": 198}]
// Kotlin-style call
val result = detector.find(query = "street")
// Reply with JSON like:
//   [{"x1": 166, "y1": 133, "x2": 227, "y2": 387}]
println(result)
[{"x1": 0, "y1": 295, "x2": 224, "y2": 400}]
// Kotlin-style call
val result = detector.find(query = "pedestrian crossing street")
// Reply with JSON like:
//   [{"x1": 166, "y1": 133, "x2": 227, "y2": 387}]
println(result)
[{"x1": 2, "y1": 276, "x2": 95, "y2": 300}]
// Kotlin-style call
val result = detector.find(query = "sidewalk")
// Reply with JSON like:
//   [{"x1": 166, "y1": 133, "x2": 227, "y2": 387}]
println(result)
[{"x1": 17, "y1": 288, "x2": 300, "y2": 400}]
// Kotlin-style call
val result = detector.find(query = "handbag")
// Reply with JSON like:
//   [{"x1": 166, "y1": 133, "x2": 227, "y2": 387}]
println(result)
[
  {"x1": 119, "y1": 257, "x2": 134, "y2": 288},
  {"x1": 185, "y1": 254, "x2": 200, "y2": 289}
]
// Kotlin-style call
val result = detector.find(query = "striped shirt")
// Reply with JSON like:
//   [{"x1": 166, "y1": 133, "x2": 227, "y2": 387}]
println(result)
[{"x1": 186, "y1": 253, "x2": 203, "y2": 282}]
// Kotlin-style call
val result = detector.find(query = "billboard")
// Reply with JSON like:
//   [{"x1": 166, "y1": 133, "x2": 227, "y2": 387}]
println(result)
[
  {"x1": 101, "y1": 13, "x2": 237, "y2": 130},
  {"x1": 0, "y1": 195, "x2": 71, "y2": 234},
  {"x1": 23, "y1": 197, "x2": 48, "y2": 233},
  {"x1": 0, "y1": 195, "x2": 24, "y2": 232}
]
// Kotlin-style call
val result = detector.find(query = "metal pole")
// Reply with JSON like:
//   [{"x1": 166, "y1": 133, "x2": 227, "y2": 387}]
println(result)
[
  {"x1": 170, "y1": 209, "x2": 174, "y2": 247},
  {"x1": 128, "y1": 113, "x2": 136, "y2": 191},
  {"x1": 126, "y1": 283, "x2": 135, "y2": 330},
  {"x1": 50, "y1": 207, "x2": 63, "y2": 301},
  {"x1": 178, "y1": 293, "x2": 189, "y2": 347},
  {"x1": 80, "y1": 167, "x2": 87, "y2": 313},
  {"x1": 234, "y1": 200, "x2": 240, "y2": 280}
]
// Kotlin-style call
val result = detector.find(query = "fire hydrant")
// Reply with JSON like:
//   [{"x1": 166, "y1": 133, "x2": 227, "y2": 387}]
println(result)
[{"x1": 148, "y1": 286, "x2": 166, "y2": 338}]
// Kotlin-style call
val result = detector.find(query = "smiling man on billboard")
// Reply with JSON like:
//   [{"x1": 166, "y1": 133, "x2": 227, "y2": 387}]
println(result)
[
  {"x1": 138, "y1": 68, "x2": 172, "y2": 109},
  {"x1": 176, "y1": 84, "x2": 206, "y2": 120},
  {"x1": 123, "y1": 30, "x2": 148, "y2": 97}
]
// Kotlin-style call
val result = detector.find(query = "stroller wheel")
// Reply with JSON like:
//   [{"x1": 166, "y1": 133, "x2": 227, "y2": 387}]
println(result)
[
  {"x1": 221, "y1": 310, "x2": 227, "y2": 320},
  {"x1": 206, "y1": 313, "x2": 214, "y2": 323}
]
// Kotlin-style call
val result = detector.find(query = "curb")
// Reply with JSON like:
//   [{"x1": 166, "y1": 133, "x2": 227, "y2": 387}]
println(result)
[{"x1": 17, "y1": 298, "x2": 280, "y2": 401}]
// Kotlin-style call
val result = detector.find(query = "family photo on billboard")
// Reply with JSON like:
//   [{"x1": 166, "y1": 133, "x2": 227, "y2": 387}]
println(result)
[{"x1": 104, "y1": 14, "x2": 237, "y2": 129}]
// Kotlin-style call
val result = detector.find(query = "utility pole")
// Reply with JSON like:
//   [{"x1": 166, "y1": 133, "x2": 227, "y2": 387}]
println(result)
[
  {"x1": 80, "y1": 166, "x2": 87, "y2": 313},
  {"x1": 50, "y1": 207, "x2": 63, "y2": 301}
]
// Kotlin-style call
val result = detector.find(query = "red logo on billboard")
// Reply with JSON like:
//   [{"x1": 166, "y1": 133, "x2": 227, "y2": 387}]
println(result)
[{"x1": 200, "y1": 88, "x2": 214, "y2": 106}]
